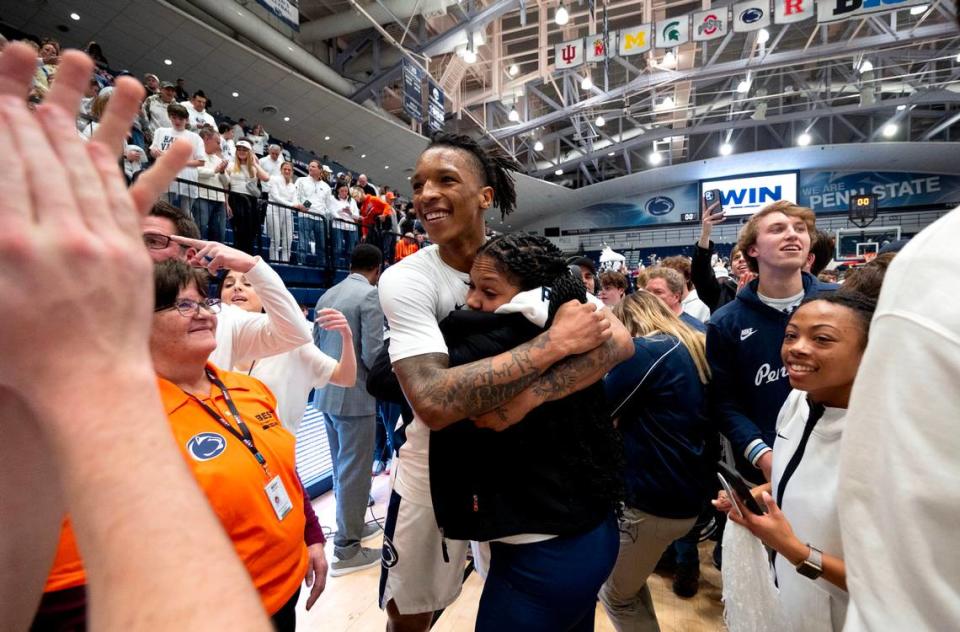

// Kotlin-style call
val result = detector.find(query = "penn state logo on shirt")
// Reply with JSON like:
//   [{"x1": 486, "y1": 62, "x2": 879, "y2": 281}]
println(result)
[{"x1": 187, "y1": 432, "x2": 227, "y2": 461}]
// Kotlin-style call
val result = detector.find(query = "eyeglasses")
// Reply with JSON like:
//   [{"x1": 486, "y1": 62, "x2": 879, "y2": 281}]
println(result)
[
  {"x1": 142, "y1": 232, "x2": 184, "y2": 250},
  {"x1": 155, "y1": 298, "x2": 222, "y2": 317}
]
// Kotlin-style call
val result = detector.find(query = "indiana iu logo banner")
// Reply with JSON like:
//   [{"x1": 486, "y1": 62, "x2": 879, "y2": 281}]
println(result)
[
  {"x1": 733, "y1": 0, "x2": 771, "y2": 31},
  {"x1": 692, "y1": 9, "x2": 728, "y2": 41},
  {"x1": 586, "y1": 34, "x2": 616, "y2": 62},
  {"x1": 555, "y1": 39, "x2": 584, "y2": 69},
  {"x1": 618, "y1": 25, "x2": 652, "y2": 56},
  {"x1": 774, "y1": 0, "x2": 815, "y2": 23},
  {"x1": 656, "y1": 17, "x2": 689, "y2": 48}
]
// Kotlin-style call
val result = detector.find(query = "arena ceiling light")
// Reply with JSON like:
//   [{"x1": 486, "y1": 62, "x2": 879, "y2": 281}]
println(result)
[
  {"x1": 797, "y1": 132, "x2": 812, "y2": 146},
  {"x1": 896, "y1": 104, "x2": 907, "y2": 111},
  {"x1": 595, "y1": 115, "x2": 605, "y2": 127},
  {"x1": 607, "y1": 151, "x2": 615, "y2": 156},
  {"x1": 719, "y1": 142, "x2": 733, "y2": 156},
  {"x1": 70, "y1": 12, "x2": 80, "y2": 20},
  {"x1": 163, "y1": 59, "x2": 173, "y2": 65},
  {"x1": 533, "y1": 140, "x2": 544, "y2": 151},
  {"x1": 384, "y1": 165, "x2": 390, "y2": 170},
  {"x1": 662, "y1": 52, "x2": 676, "y2": 67},
  {"x1": 555, "y1": 2, "x2": 570, "y2": 25},
  {"x1": 910, "y1": 4, "x2": 928, "y2": 14},
  {"x1": 858, "y1": 59, "x2": 874, "y2": 73},
  {"x1": 581, "y1": 75, "x2": 593, "y2": 90},
  {"x1": 508, "y1": 108, "x2": 520, "y2": 122},
  {"x1": 756, "y1": 28, "x2": 770, "y2": 44},
  {"x1": 463, "y1": 49, "x2": 477, "y2": 64},
  {"x1": 736, "y1": 79, "x2": 751, "y2": 94},
  {"x1": 324, "y1": 135, "x2": 331, "y2": 141},
  {"x1": 361, "y1": 153, "x2": 367, "y2": 158},
  {"x1": 283, "y1": 116, "x2": 290, "y2": 122},
  {"x1": 657, "y1": 96, "x2": 675, "y2": 110},
  {"x1": 648, "y1": 151, "x2": 663, "y2": 165},
  {"x1": 554, "y1": 168, "x2": 563, "y2": 175},
  {"x1": 508, "y1": 64, "x2": 519, "y2": 77},
  {"x1": 231, "y1": 91, "x2": 239, "y2": 97},
  {"x1": 882, "y1": 123, "x2": 898, "y2": 138}
]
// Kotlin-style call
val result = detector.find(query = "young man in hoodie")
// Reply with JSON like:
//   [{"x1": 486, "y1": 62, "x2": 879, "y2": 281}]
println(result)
[{"x1": 706, "y1": 200, "x2": 835, "y2": 485}]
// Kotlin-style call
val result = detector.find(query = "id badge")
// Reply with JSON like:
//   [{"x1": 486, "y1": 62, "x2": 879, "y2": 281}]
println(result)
[{"x1": 265, "y1": 475, "x2": 293, "y2": 521}]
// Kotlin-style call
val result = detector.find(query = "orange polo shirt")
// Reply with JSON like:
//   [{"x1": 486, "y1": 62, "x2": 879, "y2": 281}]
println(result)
[
  {"x1": 394, "y1": 240, "x2": 419, "y2": 261},
  {"x1": 44, "y1": 364, "x2": 308, "y2": 615}
]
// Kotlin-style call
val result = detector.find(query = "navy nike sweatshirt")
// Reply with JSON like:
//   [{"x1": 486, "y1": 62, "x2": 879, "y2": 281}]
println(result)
[{"x1": 706, "y1": 272, "x2": 836, "y2": 483}]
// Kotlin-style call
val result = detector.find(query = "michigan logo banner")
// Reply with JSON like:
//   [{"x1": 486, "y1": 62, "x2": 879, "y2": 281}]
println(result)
[
  {"x1": 618, "y1": 25, "x2": 652, "y2": 56},
  {"x1": 555, "y1": 39, "x2": 585, "y2": 69},
  {"x1": 656, "y1": 17, "x2": 690, "y2": 47},
  {"x1": 692, "y1": 9, "x2": 728, "y2": 41},
  {"x1": 733, "y1": 0, "x2": 772, "y2": 31}
]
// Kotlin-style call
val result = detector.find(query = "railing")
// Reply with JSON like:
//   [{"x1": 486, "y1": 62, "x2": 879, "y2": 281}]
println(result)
[{"x1": 167, "y1": 178, "x2": 406, "y2": 271}]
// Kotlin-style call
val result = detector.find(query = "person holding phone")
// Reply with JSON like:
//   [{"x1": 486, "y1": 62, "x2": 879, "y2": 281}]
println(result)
[
  {"x1": 692, "y1": 192, "x2": 751, "y2": 314},
  {"x1": 714, "y1": 292, "x2": 877, "y2": 632}
]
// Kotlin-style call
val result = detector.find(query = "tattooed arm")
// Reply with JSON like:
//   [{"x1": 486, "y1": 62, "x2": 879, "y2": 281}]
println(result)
[
  {"x1": 472, "y1": 310, "x2": 635, "y2": 432},
  {"x1": 392, "y1": 300, "x2": 613, "y2": 430}
]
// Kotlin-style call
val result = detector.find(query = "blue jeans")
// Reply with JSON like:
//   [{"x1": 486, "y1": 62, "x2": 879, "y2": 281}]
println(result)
[
  {"x1": 191, "y1": 198, "x2": 225, "y2": 242},
  {"x1": 374, "y1": 401, "x2": 400, "y2": 464},
  {"x1": 323, "y1": 413, "x2": 376, "y2": 555},
  {"x1": 297, "y1": 215, "x2": 325, "y2": 264},
  {"x1": 476, "y1": 514, "x2": 619, "y2": 632},
  {"x1": 332, "y1": 227, "x2": 358, "y2": 268}
]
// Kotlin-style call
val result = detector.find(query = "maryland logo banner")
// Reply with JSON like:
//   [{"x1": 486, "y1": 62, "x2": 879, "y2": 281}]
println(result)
[
  {"x1": 586, "y1": 34, "x2": 617, "y2": 62},
  {"x1": 656, "y1": 17, "x2": 689, "y2": 48},
  {"x1": 733, "y1": 0, "x2": 772, "y2": 31},
  {"x1": 692, "y1": 9, "x2": 728, "y2": 41},
  {"x1": 555, "y1": 38, "x2": 584, "y2": 69},
  {"x1": 618, "y1": 25, "x2": 652, "y2": 56}
]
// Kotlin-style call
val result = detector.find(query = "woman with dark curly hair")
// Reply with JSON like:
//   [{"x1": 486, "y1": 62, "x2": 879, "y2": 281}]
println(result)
[{"x1": 429, "y1": 232, "x2": 624, "y2": 631}]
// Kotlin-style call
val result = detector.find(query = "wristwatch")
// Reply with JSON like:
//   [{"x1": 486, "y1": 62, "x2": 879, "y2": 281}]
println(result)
[{"x1": 795, "y1": 544, "x2": 824, "y2": 580}]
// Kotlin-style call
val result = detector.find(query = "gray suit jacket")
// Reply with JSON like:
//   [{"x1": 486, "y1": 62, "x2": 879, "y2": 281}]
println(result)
[{"x1": 313, "y1": 273, "x2": 384, "y2": 416}]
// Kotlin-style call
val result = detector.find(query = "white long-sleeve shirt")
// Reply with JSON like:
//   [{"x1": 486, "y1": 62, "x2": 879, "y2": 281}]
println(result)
[
  {"x1": 838, "y1": 206, "x2": 960, "y2": 632},
  {"x1": 209, "y1": 258, "x2": 312, "y2": 369},
  {"x1": 267, "y1": 175, "x2": 298, "y2": 207},
  {"x1": 247, "y1": 345, "x2": 337, "y2": 433}
]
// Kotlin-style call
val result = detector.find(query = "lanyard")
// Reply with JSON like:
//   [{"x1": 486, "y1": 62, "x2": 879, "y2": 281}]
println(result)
[{"x1": 186, "y1": 368, "x2": 270, "y2": 476}]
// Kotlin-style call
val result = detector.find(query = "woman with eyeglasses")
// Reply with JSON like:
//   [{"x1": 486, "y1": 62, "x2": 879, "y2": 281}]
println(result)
[{"x1": 146, "y1": 259, "x2": 326, "y2": 630}]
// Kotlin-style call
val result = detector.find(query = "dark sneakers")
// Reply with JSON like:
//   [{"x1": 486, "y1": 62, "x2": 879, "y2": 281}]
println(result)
[{"x1": 673, "y1": 563, "x2": 700, "y2": 598}]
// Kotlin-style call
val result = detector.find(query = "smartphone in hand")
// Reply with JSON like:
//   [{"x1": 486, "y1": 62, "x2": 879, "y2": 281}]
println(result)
[
  {"x1": 703, "y1": 189, "x2": 724, "y2": 218},
  {"x1": 717, "y1": 461, "x2": 767, "y2": 516}
]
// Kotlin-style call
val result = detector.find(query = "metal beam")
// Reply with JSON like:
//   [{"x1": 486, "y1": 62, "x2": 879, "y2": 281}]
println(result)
[
  {"x1": 528, "y1": 90, "x2": 960, "y2": 176},
  {"x1": 491, "y1": 22, "x2": 957, "y2": 140},
  {"x1": 348, "y1": 0, "x2": 521, "y2": 102}
]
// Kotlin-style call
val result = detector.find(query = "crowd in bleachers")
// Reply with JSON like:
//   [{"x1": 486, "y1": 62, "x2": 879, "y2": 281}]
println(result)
[{"x1": 3, "y1": 34, "x2": 960, "y2": 632}]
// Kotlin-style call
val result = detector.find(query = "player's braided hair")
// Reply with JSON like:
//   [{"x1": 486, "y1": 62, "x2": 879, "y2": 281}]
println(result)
[
  {"x1": 427, "y1": 132, "x2": 520, "y2": 219},
  {"x1": 475, "y1": 233, "x2": 572, "y2": 291}
]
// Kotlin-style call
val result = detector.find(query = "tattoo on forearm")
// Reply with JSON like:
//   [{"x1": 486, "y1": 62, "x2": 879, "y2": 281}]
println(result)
[
  {"x1": 531, "y1": 336, "x2": 618, "y2": 403},
  {"x1": 395, "y1": 333, "x2": 555, "y2": 420}
]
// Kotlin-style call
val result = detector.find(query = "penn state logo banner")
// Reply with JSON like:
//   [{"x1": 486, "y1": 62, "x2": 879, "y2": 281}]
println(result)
[
  {"x1": 693, "y1": 9, "x2": 728, "y2": 41},
  {"x1": 618, "y1": 25, "x2": 652, "y2": 56},
  {"x1": 555, "y1": 38, "x2": 584, "y2": 69},
  {"x1": 656, "y1": 17, "x2": 690, "y2": 48},
  {"x1": 733, "y1": 0, "x2": 772, "y2": 31}
]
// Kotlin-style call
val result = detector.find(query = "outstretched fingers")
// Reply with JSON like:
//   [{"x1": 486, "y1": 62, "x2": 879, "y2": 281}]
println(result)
[
  {"x1": 90, "y1": 76, "x2": 145, "y2": 155},
  {"x1": 0, "y1": 43, "x2": 41, "y2": 100},
  {"x1": 129, "y1": 139, "x2": 191, "y2": 215}
]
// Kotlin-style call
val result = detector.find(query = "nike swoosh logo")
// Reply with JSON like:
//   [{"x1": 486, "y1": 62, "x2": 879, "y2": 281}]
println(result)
[{"x1": 740, "y1": 329, "x2": 757, "y2": 341}]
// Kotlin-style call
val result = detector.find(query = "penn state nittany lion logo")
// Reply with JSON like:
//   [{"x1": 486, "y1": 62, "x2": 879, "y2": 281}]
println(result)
[
  {"x1": 187, "y1": 432, "x2": 227, "y2": 461},
  {"x1": 382, "y1": 536, "x2": 399, "y2": 568}
]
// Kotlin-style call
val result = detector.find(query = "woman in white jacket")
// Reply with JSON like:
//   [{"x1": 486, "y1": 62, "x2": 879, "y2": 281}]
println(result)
[
  {"x1": 266, "y1": 162, "x2": 300, "y2": 262},
  {"x1": 219, "y1": 269, "x2": 357, "y2": 433},
  {"x1": 715, "y1": 292, "x2": 877, "y2": 632}
]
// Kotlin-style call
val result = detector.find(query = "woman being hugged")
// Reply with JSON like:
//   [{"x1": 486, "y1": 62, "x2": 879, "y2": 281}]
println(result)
[
  {"x1": 715, "y1": 292, "x2": 877, "y2": 632},
  {"x1": 218, "y1": 139, "x2": 269, "y2": 255}
]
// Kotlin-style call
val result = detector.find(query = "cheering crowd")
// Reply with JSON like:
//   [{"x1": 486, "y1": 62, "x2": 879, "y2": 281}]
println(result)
[{"x1": 1, "y1": 41, "x2": 958, "y2": 632}]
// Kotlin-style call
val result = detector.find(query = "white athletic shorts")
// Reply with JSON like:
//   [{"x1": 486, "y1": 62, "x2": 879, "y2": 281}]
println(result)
[{"x1": 379, "y1": 489, "x2": 469, "y2": 615}]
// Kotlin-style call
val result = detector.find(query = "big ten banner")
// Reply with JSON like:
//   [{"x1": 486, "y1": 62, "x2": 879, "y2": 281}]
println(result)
[
  {"x1": 401, "y1": 60, "x2": 424, "y2": 123},
  {"x1": 256, "y1": 0, "x2": 300, "y2": 30},
  {"x1": 701, "y1": 173, "x2": 798, "y2": 216},
  {"x1": 799, "y1": 172, "x2": 960, "y2": 213},
  {"x1": 577, "y1": 183, "x2": 701, "y2": 229}
]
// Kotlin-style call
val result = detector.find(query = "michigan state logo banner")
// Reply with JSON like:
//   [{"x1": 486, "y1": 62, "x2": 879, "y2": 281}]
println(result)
[{"x1": 656, "y1": 18, "x2": 689, "y2": 48}]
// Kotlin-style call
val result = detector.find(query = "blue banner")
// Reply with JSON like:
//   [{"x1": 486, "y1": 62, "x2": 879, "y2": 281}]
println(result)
[
  {"x1": 256, "y1": 0, "x2": 300, "y2": 31},
  {"x1": 577, "y1": 183, "x2": 701, "y2": 228},
  {"x1": 402, "y1": 60, "x2": 423, "y2": 123},
  {"x1": 798, "y1": 171, "x2": 960, "y2": 213}
]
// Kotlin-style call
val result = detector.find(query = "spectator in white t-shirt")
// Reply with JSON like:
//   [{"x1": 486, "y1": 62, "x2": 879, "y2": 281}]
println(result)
[
  {"x1": 232, "y1": 118, "x2": 247, "y2": 144},
  {"x1": 260, "y1": 144, "x2": 285, "y2": 179},
  {"x1": 248, "y1": 123, "x2": 269, "y2": 156},
  {"x1": 194, "y1": 127, "x2": 228, "y2": 242},
  {"x1": 218, "y1": 122, "x2": 236, "y2": 162},
  {"x1": 150, "y1": 102, "x2": 206, "y2": 215},
  {"x1": 181, "y1": 90, "x2": 216, "y2": 131}
]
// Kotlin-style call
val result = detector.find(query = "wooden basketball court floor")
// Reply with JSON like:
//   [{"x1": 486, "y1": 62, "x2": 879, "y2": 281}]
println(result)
[{"x1": 293, "y1": 474, "x2": 727, "y2": 631}]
